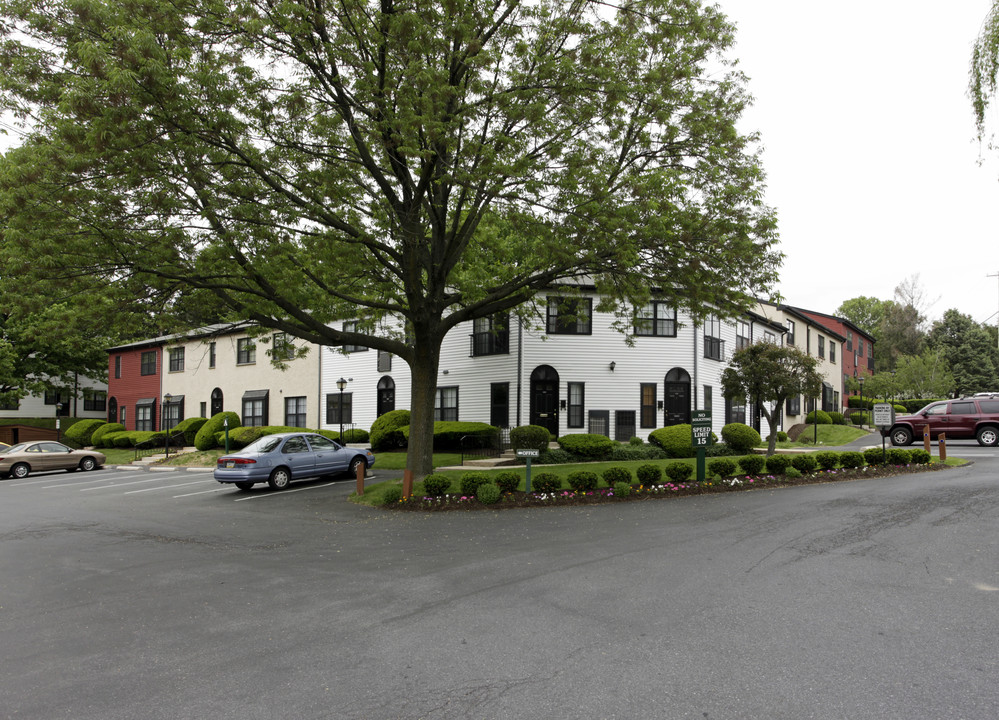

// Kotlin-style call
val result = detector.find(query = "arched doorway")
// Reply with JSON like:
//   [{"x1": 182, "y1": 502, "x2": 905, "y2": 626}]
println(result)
[
  {"x1": 377, "y1": 376, "x2": 395, "y2": 418},
  {"x1": 529, "y1": 365, "x2": 560, "y2": 438},
  {"x1": 210, "y1": 387, "x2": 224, "y2": 416},
  {"x1": 108, "y1": 396, "x2": 118, "y2": 424},
  {"x1": 664, "y1": 368, "x2": 691, "y2": 426}
]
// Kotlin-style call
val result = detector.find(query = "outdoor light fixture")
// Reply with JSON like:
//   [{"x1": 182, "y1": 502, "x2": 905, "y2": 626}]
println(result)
[
  {"x1": 336, "y1": 377, "x2": 347, "y2": 441},
  {"x1": 609, "y1": 361, "x2": 616, "y2": 371},
  {"x1": 858, "y1": 375, "x2": 865, "y2": 429}
]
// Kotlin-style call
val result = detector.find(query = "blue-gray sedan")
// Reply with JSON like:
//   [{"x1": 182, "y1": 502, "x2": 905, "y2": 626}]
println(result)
[{"x1": 214, "y1": 432, "x2": 375, "y2": 491}]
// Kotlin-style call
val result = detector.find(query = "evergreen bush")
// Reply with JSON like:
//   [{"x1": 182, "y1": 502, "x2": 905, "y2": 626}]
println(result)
[
  {"x1": 64, "y1": 419, "x2": 106, "y2": 447},
  {"x1": 195, "y1": 412, "x2": 241, "y2": 451},
  {"x1": 814, "y1": 451, "x2": 840, "y2": 470},
  {"x1": 532, "y1": 473, "x2": 562, "y2": 493},
  {"x1": 909, "y1": 449, "x2": 931, "y2": 464},
  {"x1": 649, "y1": 424, "x2": 696, "y2": 458},
  {"x1": 558, "y1": 433, "x2": 615, "y2": 458},
  {"x1": 509, "y1": 424, "x2": 551, "y2": 452},
  {"x1": 92, "y1": 423, "x2": 125, "y2": 448},
  {"x1": 838, "y1": 451, "x2": 865, "y2": 469},
  {"x1": 613, "y1": 481, "x2": 632, "y2": 497},
  {"x1": 737, "y1": 454, "x2": 767, "y2": 475},
  {"x1": 663, "y1": 462, "x2": 694, "y2": 482},
  {"x1": 172, "y1": 416, "x2": 208, "y2": 445},
  {"x1": 566, "y1": 470, "x2": 599, "y2": 492},
  {"x1": 636, "y1": 464, "x2": 662, "y2": 485},
  {"x1": 707, "y1": 458, "x2": 737, "y2": 477},
  {"x1": 785, "y1": 466, "x2": 802, "y2": 478},
  {"x1": 494, "y1": 472, "x2": 521, "y2": 493},
  {"x1": 369, "y1": 409, "x2": 411, "y2": 451},
  {"x1": 791, "y1": 454, "x2": 818, "y2": 473},
  {"x1": 886, "y1": 448, "x2": 911, "y2": 465},
  {"x1": 601, "y1": 466, "x2": 633, "y2": 485},
  {"x1": 828, "y1": 411, "x2": 846, "y2": 425},
  {"x1": 476, "y1": 483, "x2": 501, "y2": 504},
  {"x1": 864, "y1": 447, "x2": 886, "y2": 465},
  {"x1": 721, "y1": 423, "x2": 761, "y2": 452},
  {"x1": 765, "y1": 454, "x2": 791, "y2": 474},
  {"x1": 805, "y1": 410, "x2": 832, "y2": 424},
  {"x1": 460, "y1": 472, "x2": 491, "y2": 495},
  {"x1": 422, "y1": 473, "x2": 452, "y2": 497},
  {"x1": 382, "y1": 486, "x2": 403, "y2": 505}
]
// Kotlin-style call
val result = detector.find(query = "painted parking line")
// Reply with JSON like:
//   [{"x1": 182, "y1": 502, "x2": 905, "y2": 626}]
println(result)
[
  {"x1": 80, "y1": 477, "x2": 171, "y2": 491},
  {"x1": 125, "y1": 479, "x2": 211, "y2": 494},
  {"x1": 43, "y1": 477, "x2": 120, "y2": 488},
  {"x1": 233, "y1": 480, "x2": 341, "y2": 501},
  {"x1": 173, "y1": 487, "x2": 231, "y2": 498}
]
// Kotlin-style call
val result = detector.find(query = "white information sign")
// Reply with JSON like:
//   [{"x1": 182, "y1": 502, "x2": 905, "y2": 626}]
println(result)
[{"x1": 872, "y1": 403, "x2": 895, "y2": 428}]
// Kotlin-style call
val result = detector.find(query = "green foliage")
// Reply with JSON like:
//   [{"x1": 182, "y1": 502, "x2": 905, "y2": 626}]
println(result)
[
  {"x1": 613, "y1": 481, "x2": 632, "y2": 497},
  {"x1": 707, "y1": 458, "x2": 737, "y2": 477},
  {"x1": 393, "y1": 422, "x2": 497, "y2": 452},
  {"x1": 172, "y1": 416, "x2": 208, "y2": 446},
  {"x1": 558, "y1": 433, "x2": 615, "y2": 458},
  {"x1": 838, "y1": 451, "x2": 865, "y2": 469},
  {"x1": 737, "y1": 454, "x2": 766, "y2": 475},
  {"x1": 864, "y1": 447, "x2": 886, "y2": 465},
  {"x1": 494, "y1": 472, "x2": 520, "y2": 493},
  {"x1": 92, "y1": 422, "x2": 125, "y2": 448},
  {"x1": 720, "y1": 423, "x2": 761, "y2": 452},
  {"x1": 629, "y1": 436, "x2": 644, "y2": 446},
  {"x1": 195, "y1": 412, "x2": 241, "y2": 451},
  {"x1": 112, "y1": 433, "x2": 134, "y2": 448},
  {"x1": 886, "y1": 448, "x2": 911, "y2": 465},
  {"x1": 784, "y1": 466, "x2": 802, "y2": 479},
  {"x1": 909, "y1": 449, "x2": 931, "y2": 464},
  {"x1": 369, "y1": 410, "x2": 411, "y2": 451},
  {"x1": 851, "y1": 412, "x2": 871, "y2": 426},
  {"x1": 381, "y1": 486, "x2": 403, "y2": 505},
  {"x1": 649, "y1": 424, "x2": 696, "y2": 458},
  {"x1": 459, "y1": 472, "x2": 491, "y2": 495},
  {"x1": 566, "y1": 471, "x2": 599, "y2": 492},
  {"x1": 926, "y1": 309, "x2": 996, "y2": 396},
  {"x1": 608, "y1": 445, "x2": 667, "y2": 461},
  {"x1": 532, "y1": 473, "x2": 563, "y2": 493},
  {"x1": 814, "y1": 451, "x2": 840, "y2": 470},
  {"x1": 340, "y1": 428, "x2": 370, "y2": 443},
  {"x1": 764, "y1": 454, "x2": 791, "y2": 474},
  {"x1": 601, "y1": 466, "x2": 633, "y2": 485},
  {"x1": 636, "y1": 464, "x2": 663, "y2": 485},
  {"x1": 64, "y1": 419, "x2": 106, "y2": 447},
  {"x1": 827, "y1": 412, "x2": 845, "y2": 425},
  {"x1": 537, "y1": 447, "x2": 576, "y2": 464},
  {"x1": 664, "y1": 462, "x2": 694, "y2": 482},
  {"x1": 777, "y1": 431, "x2": 789, "y2": 442},
  {"x1": 805, "y1": 410, "x2": 832, "y2": 425},
  {"x1": 791, "y1": 454, "x2": 818, "y2": 474},
  {"x1": 421, "y1": 474, "x2": 452, "y2": 497},
  {"x1": 476, "y1": 483, "x2": 501, "y2": 504},
  {"x1": 510, "y1": 425, "x2": 551, "y2": 452}
]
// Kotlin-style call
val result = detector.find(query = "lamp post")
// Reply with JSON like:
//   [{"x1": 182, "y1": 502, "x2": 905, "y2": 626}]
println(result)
[
  {"x1": 859, "y1": 375, "x2": 865, "y2": 429},
  {"x1": 336, "y1": 377, "x2": 347, "y2": 442},
  {"x1": 55, "y1": 402, "x2": 63, "y2": 442},
  {"x1": 163, "y1": 393, "x2": 172, "y2": 460}
]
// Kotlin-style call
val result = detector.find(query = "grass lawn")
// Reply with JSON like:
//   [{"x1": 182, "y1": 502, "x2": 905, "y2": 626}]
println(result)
[{"x1": 779, "y1": 424, "x2": 870, "y2": 447}]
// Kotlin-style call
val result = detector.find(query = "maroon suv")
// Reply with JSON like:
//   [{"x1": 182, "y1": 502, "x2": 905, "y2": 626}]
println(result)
[{"x1": 886, "y1": 396, "x2": 999, "y2": 446}]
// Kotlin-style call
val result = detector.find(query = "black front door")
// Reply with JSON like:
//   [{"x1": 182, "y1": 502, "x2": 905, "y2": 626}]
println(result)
[
  {"x1": 377, "y1": 377, "x2": 395, "y2": 418},
  {"x1": 530, "y1": 365, "x2": 560, "y2": 437},
  {"x1": 210, "y1": 388, "x2": 223, "y2": 416},
  {"x1": 664, "y1": 368, "x2": 691, "y2": 426}
]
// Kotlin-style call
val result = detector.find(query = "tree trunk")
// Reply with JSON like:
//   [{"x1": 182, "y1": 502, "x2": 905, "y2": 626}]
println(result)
[
  {"x1": 762, "y1": 402, "x2": 779, "y2": 456},
  {"x1": 406, "y1": 342, "x2": 441, "y2": 479}
]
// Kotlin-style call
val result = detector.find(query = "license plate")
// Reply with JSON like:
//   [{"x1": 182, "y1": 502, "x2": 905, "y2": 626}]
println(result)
[{"x1": 225, "y1": 461, "x2": 235, "y2": 468}]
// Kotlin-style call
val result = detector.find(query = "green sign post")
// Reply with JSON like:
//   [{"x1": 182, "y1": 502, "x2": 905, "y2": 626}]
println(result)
[
  {"x1": 516, "y1": 448, "x2": 540, "y2": 492},
  {"x1": 691, "y1": 410, "x2": 712, "y2": 482}
]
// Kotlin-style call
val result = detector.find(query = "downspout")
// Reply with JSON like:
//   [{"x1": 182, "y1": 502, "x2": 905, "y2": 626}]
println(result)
[
  {"x1": 516, "y1": 316, "x2": 523, "y2": 427},
  {"x1": 693, "y1": 320, "x2": 698, "y2": 412},
  {"x1": 318, "y1": 345, "x2": 323, "y2": 429}
]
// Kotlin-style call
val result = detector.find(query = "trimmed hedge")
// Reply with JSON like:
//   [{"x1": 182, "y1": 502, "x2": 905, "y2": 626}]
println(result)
[
  {"x1": 195, "y1": 412, "x2": 241, "y2": 451},
  {"x1": 392, "y1": 421, "x2": 498, "y2": 452},
  {"x1": 721, "y1": 423, "x2": 761, "y2": 452},
  {"x1": 602, "y1": 466, "x2": 633, "y2": 485},
  {"x1": 838, "y1": 451, "x2": 865, "y2": 469},
  {"x1": 886, "y1": 448, "x2": 911, "y2": 465},
  {"x1": 636, "y1": 464, "x2": 662, "y2": 485},
  {"x1": 737, "y1": 454, "x2": 767, "y2": 475},
  {"x1": 664, "y1": 462, "x2": 694, "y2": 482},
  {"x1": 558, "y1": 433, "x2": 615, "y2": 458},
  {"x1": 791, "y1": 454, "x2": 818, "y2": 473},
  {"x1": 910, "y1": 449, "x2": 931, "y2": 464},
  {"x1": 510, "y1": 424, "x2": 551, "y2": 452},
  {"x1": 827, "y1": 412, "x2": 846, "y2": 425},
  {"x1": 864, "y1": 447, "x2": 886, "y2": 465},
  {"x1": 805, "y1": 410, "x2": 832, "y2": 425},
  {"x1": 369, "y1": 410, "x2": 411, "y2": 451},
  {"x1": 64, "y1": 419, "x2": 106, "y2": 447},
  {"x1": 707, "y1": 458, "x2": 737, "y2": 477},
  {"x1": 649, "y1": 424, "x2": 696, "y2": 458},
  {"x1": 460, "y1": 472, "x2": 491, "y2": 495},
  {"x1": 566, "y1": 470, "x2": 599, "y2": 492},
  {"x1": 422, "y1": 474, "x2": 451, "y2": 497},
  {"x1": 533, "y1": 472, "x2": 562, "y2": 493},
  {"x1": 494, "y1": 472, "x2": 521, "y2": 493},
  {"x1": 92, "y1": 423, "x2": 125, "y2": 448},
  {"x1": 814, "y1": 451, "x2": 840, "y2": 470},
  {"x1": 765, "y1": 454, "x2": 791, "y2": 474},
  {"x1": 172, "y1": 416, "x2": 208, "y2": 446}
]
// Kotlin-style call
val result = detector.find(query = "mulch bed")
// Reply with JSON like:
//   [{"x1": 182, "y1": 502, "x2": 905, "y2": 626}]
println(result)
[{"x1": 385, "y1": 462, "x2": 951, "y2": 512}]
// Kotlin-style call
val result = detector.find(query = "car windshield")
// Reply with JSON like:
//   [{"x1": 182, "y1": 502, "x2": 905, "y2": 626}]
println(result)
[
  {"x1": 3, "y1": 443, "x2": 27, "y2": 453},
  {"x1": 241, "y1": 436, "x2": 285, "y2": 454}
]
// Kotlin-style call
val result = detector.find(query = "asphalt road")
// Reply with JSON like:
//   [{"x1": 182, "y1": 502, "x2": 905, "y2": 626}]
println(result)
[{"x1": 1, "y1": 457, "x2": 997, "y2": 719}]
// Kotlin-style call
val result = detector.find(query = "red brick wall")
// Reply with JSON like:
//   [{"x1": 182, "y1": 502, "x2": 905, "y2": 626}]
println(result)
[{"x1": 107, "y1": 346, "x2": 163, "y2": 430}]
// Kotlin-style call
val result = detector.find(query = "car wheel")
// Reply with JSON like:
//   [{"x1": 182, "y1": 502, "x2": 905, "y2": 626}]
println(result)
[
  {"x1": 976, "y1": 426, "x2": 999, "y2": 447},
  {"x1": 79, "y1": 457, "x2": 97, "y2": 472},
  {"x1": 267, "y1": 467, "x2": 291, "y2": 490},
  {"x1": 889, "y1": 427, "x2": 913, "y2": 446},
  {"x1": 348, "y1": 457, "x2": 365, "y2": 477},
  {"x1": 234, "y1": 481, "x2": 255, "y2": 491},
  {"x1": 10, "y1": 463, "x2": 30, "y2": 479}
]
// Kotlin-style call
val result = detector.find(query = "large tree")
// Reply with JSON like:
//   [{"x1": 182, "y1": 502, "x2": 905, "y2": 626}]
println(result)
[
  {"x1": 926, "y1": 309, "x2": 999, "y2": 396},
  {"x1": 721, "y1": 342, "x2": 821, "y2": 456},
  {"x1": 0, "y1": 0, "x2": 780, "y2": 476},
  {"x1": 972, "y1": 3, "x2": 999, "y2": 147}
]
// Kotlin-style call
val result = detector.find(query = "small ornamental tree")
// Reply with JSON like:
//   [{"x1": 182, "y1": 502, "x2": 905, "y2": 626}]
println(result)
[{"x1": 722, "y1": 342, "x2": 822, "y2": 456}]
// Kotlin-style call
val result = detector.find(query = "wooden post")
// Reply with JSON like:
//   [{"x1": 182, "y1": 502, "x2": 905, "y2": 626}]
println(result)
[
  {"x1": 939, "y1": 433, "x2": 947, "y2": 463},
  {"x1": 923, "y1": 424, "x2": 930, "y2": 454},
  {"x1": 355, "y1": 460, "x2": 365, "y2": 495},
  {"x1": 403, "y1": 469, "x2": 413, "y2": 499}
]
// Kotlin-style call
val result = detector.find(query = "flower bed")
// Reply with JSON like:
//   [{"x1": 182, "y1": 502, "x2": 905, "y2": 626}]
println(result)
[{"x1": 383, "y1": 462, "x2": 949, "y2": 512}]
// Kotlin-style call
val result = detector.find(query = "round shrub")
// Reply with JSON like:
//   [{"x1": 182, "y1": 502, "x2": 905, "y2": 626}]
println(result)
[
  {"x1": 886, "y1": 448, "x2": 911, "y2": 465},
  {"x1": 838, "y1": 451, "x2": 865, "y2": 469},
  {"x1": 776, "y1": 431, "x2": 789, "y2": 442},
  {"x1": 112, "y1": 433, "x2": 134, "y2": 448},
  {"x1": 64, "y1": 419, "x2": 106, "y2": 447},
  {"x1": 494, "y1": 472, "x2": 521, "y2": 493},
  {"x1": 602, "y1": 466, "x2": 633, "y2": 485},
  {"x1": 805, "y1": 410, "x2": 832, "y2": 425},
  {"x1": 864, "y1": 447, "x2": 886, "y2": 465},
  {"x1": 910, "y1": 449, "x2": 931, "y2": 464},
  {"x1": 765, "y1": 454, "x2": 791, "y2": 474},
  {"x1": 721, "y1": 423, "x2": 761, "y2": 452},
  {"x1": 460, "y1": 472, "x2": 491, "y2": 495},
  {"x1": 851, "y1": 412, "x2": 871, "y2": 426},
  {"x1": 737, "y1": 454, "x2": 767, "y2": 475},
  {"x1": 92, "y1": 422, "x2": 125, "y2": 448},
  {"x1": 629, "y1": 436, "x2": 644, "y2": 446},
  {"x1": 707, "y1": 458, "x2": 737, "y2": 477},
  {"x1": 172, "y1": 417, "x2": 208, "y2": 446},
  {"x1": 557, "y1": 433, "x2": 615, "y2": 458},
  {"x1": 340, "y1": 428, "x2": 370, "y2": 443},
  {"x1": 421, "y1": 473, "x2": 452, "y2": 497},
  {"x1": 785, "y1": 466, "x2": 802, "y2": 479},
  {"x1": 664, "y1": 462, "x2": 694, "y2": 482},
  {"x1": 814, "y1": 451, "x2": 840, "y2": 470},
  {"x1": 195, "y1": 412, "x2": 242, "y2": 451},
  {"x1": 532, "y1": 472, "x2": 562, "y2": 493},
  {"x1": 476, "y1": 483, "x2": 501, "y2": 504},
  {"x1": 566, "y1": 470, "x2": 599, "y2": 492},
  {"x1": 649, "y1": 424, "x2": 696, "y2": 458},
  {"x1": 636, "y1": 464, "x2": 662, "y2": 485},
  {"x1": 382, "y1": 486, "x2": 403, "y2": 505},
  {"x1": 613, "y1": 481, "x2": 632, "y2": 497},
  {"x1": 369, "y1": 409, "x2": 411, "y2": 451},
  {"x1": 791, "y1": 454, "x2": 818, "y2": 473},
  {"x1": 510, "y1": 424, "x2": 551, "y2": 453},
  {"x1": 827, "y1": 412, "x2": 846, "y2": 425}
]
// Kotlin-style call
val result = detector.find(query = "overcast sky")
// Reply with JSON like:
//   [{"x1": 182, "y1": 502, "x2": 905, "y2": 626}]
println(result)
[{"x1": 715, "y1": 0, "x2": 999, "y2": 328}]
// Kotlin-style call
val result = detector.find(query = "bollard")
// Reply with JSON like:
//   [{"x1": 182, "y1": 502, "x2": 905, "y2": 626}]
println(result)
[
  {"x1": 923, "y1": 424, "x2": 930, "y2": 454},
  {"x1": 403, "y1": 469, "x2": 413, "y2": 499},
  {"x1": 355, "y1": 460, "x2": 365, "y2": 495},
  {"x1": 938, "y1": 433, "x2": 947, "y2": 463}
]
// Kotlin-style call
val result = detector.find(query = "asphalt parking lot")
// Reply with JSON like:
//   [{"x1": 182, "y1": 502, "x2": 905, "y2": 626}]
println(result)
[{"x1": 2, "y1": 454, "x2": 998, "y2": 719}]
